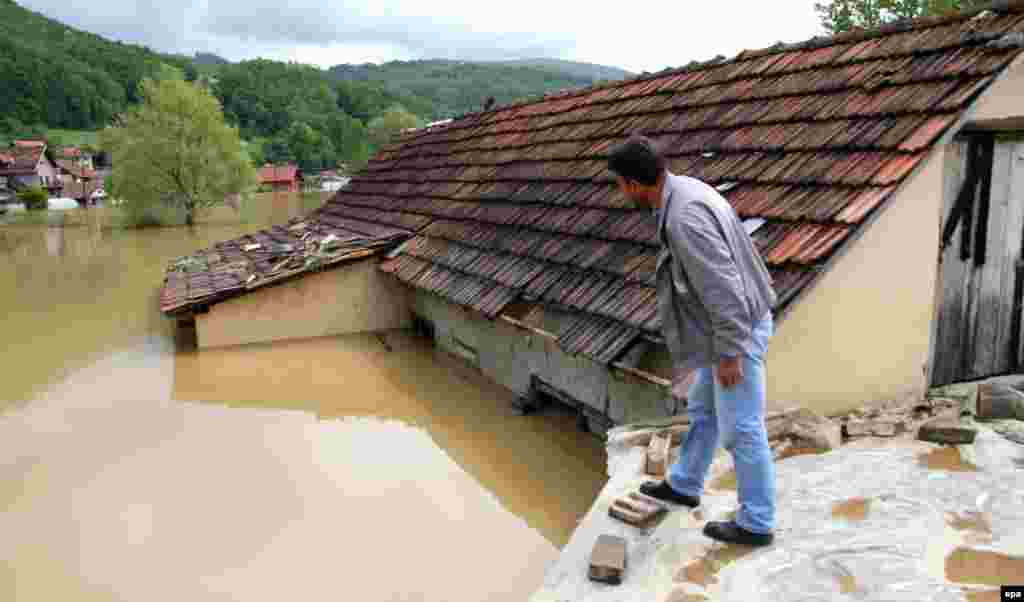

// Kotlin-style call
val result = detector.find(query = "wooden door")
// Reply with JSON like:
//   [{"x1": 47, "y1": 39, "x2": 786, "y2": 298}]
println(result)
[{"x1": 932, "y1": 134, "x2": 1024, "y2": 386}]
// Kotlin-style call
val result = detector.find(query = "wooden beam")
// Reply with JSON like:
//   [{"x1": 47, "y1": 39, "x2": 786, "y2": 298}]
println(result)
[{"x1": 611, "y1": 362, "x2": 671, "y2": 388}]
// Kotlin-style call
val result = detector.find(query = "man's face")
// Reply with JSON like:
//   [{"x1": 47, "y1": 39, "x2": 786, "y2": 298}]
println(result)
[{"x1": 615, "y1": 175, "x2": 652, "y2": 207}]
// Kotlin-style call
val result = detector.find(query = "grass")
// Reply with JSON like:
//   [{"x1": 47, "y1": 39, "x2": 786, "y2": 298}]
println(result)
[{"x1": 46, "y1": 129, "x2": 100, "y2": 147}]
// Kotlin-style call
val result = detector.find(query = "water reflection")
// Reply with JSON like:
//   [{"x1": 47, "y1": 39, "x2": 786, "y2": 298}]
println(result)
[{"x1": 0, "y1": 193, "x2": 607, "y2": 601}]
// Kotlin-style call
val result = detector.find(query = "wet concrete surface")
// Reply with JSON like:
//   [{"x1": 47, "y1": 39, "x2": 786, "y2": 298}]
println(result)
[
  {"x1": 0, "y1": 196, "x2": 607, "y2": 601},
  {"x1": 532, "y1": 434, "x2": 1024, "y2": 602}
]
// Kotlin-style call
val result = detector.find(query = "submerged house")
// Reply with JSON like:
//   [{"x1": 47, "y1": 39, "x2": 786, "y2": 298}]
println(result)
[
  {"x1": 0, "y1": 144, "x2": 62, "y2": 195},
  {"x1": 162, "y1": 4, "x2": 1024, "y2": 425}
]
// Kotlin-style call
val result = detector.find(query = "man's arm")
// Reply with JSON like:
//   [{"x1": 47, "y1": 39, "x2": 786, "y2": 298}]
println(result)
[{"x1": 665, "y1": 203, "x2": 752, "y2": 366}]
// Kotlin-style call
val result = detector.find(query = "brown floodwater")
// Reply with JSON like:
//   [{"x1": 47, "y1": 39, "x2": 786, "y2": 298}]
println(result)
[{"x1": 0, "y1": 194, "x2": 607, "y2": 602}]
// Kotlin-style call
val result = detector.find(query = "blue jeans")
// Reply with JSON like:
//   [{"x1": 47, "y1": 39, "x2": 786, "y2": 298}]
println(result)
[{"x1": 667, "y1": 316, "x2": 775, "y2": 534}]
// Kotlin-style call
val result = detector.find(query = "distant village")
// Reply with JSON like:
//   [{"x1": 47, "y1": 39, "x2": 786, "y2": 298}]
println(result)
[{"x1": 0, "y1": 138, "x2": 351, "y2": 210}]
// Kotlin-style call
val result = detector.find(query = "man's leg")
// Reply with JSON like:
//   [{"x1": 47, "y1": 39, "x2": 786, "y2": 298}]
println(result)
[
  {"x1": 666, "y1": 366, "x2": 717, "y2": 498},
  {"x1": 711, "y1": 351, "x2": 775, "y2": 537}
]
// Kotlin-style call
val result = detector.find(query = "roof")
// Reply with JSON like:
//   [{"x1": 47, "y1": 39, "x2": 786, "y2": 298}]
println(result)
[
  {"x1": 160, "y1": 3, "x2": 1024, "y2": 362},
  {"x1": 362, "y1": 5, "x2": 1024, "y2": 363},
  {"x1": 56, "y1": 160, "x2": 95, "y2": 180},
  {"x1": 14, "y1": 140, "x2": 45, "y2": 148},
  {"x1": 60, "y1": 147, "x2": 83, "y2": 157},
  {"x1": 159, "y1": 212, "x2": 415, "y2": 314},
  {"x1": 258, "y1": 164, "x2": 301, "y2": 184},
  {"x1": 0, "y1": 146, "x2": 46, "y2": 176}
]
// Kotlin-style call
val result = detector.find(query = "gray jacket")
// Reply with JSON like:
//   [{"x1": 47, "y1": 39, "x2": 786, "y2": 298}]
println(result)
[{"x1": 656, "y1": 173, "x2": 776, "y2": 370}]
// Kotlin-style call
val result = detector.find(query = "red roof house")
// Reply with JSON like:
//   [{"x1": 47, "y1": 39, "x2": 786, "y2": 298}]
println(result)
[
  {"x1": 14, "y1": 140, "x2": 46, "y2": 149},
  {"x1": 0, "y1": 145, "x2": 62, "y2": 192},
  {"x1": 257, "y1": 164, "x2": 303, "y2": 193}
]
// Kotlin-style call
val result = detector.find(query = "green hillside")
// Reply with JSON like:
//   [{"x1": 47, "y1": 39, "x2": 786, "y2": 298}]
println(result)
[{"x1": 0, "y1": 0, "x2": 189, "y2": 133}]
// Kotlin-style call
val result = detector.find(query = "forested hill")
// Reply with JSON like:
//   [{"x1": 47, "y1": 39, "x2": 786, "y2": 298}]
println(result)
[
  {"x1": 326, "y1": 59, "x2": 632, "y2": 119},
  {"x1": 0, "y1": 0, "x2": 631, "y2": 170},
  {"x1": 0, "y1": 0, "x2": 190, "y2": 132}
]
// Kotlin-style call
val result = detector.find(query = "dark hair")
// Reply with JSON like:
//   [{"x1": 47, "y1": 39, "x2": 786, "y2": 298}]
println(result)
[{"x1": 607, "y1": 136, "x2": 665, "y2": 186}]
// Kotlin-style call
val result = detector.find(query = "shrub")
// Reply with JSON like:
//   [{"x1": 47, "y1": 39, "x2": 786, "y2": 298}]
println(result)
[{"x1": 17, "y1": 186, "x2": 48, "y2": 210}]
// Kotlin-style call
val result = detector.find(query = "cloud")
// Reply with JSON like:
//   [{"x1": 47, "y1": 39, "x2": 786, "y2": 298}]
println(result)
[{"x1": 17, "y1": 0, "x2": 824, "y2": 72}]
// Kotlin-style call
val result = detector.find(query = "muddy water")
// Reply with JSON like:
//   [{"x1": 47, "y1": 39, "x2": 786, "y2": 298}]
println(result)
[{"x1": 0, "y1": 194, "x2": 607, "y2": 602}]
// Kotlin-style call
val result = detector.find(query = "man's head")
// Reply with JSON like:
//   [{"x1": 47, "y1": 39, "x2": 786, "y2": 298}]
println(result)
[{"x1": 608, "y1": 136, "x2": 666, "y2": 208}]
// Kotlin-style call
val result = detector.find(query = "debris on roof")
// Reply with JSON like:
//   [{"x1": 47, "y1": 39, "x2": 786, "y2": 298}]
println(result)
[{"x1": 159, "y1": 201, "x2": 415, "y2": 315}]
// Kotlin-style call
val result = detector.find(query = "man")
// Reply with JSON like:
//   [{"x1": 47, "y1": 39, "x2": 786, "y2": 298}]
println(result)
[{"x1": 607, "y1": 136, "x2": 778, "y2": 547}]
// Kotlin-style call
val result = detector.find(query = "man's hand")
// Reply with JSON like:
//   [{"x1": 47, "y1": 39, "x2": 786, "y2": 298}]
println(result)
[{"x1": 717, "y1": 356, "x2": 743, "y2": 389}]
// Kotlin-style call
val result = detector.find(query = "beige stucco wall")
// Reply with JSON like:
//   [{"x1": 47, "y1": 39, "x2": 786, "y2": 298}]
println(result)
[
  {"x1": 765, "y1": 147, "x2": 944, "y2": 415},
  {"x1": 196, "y1": 258, "x2": 412, "y2": 349},
  {"x1": 966, "y1": 53, "x2": 1024, "y2": 130},
  {"x1": 766, "y1": 55, "x2": 1024, "y2": 415}
]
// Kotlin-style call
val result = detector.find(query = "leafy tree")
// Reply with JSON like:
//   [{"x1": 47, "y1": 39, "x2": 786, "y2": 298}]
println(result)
[
  {"x1": 814, "y1": 0, "x2": 988, "y2": 33},
  {"x1": 367, "y1": 105, "x2": 421, "y2": 149},
  {"x1": 17, "y1": 186, "x2": 47, "y2": 210},
  {"x1": 100, "y1": 79, "x2": 255, "y2": 226}
]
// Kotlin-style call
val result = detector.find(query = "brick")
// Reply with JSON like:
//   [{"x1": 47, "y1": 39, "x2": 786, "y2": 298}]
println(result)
[
  {"x1": 917, "y1": 417, "x2": 977, "y2": 445},
  {"x1": 646, "y1": 431, "x2": 672, "y2": 476},
  {"x1": 608, "y1": 492, "x2": 669, "y2": 529},
  {"x1": 589, "y1": 534, "x2": 627, "y2": 585}
]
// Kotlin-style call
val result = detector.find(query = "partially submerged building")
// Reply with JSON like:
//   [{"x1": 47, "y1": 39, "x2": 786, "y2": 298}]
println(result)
[{"x1": 163, "y1": 4, "x2": 1024, "y2": 425}]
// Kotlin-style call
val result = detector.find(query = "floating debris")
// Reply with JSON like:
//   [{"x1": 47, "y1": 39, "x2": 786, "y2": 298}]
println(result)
[{"x1": 243, "y1": 243, "x2": 261, "y2": 251}]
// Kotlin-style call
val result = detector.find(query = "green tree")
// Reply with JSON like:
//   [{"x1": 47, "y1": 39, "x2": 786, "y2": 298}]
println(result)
[
  {"x1": 367, "y1": 105, "x2": 421, "y2": 149},
  {"x1": 17, "y1": 186, "x2": 48, "y2": 210},
  {"x1": 100, "y1": 78, "x2": 255, "y2": 226},
  {"x1": 814, "y1": 0, "x2": 988, "y2": 33}
]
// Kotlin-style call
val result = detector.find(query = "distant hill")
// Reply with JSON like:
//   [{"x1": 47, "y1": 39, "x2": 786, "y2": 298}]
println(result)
[
  {"x1": 326, "y1": 58, "x2": 632, "y2": 119},
  {"x1": 488, "y1": 58, "x2": 633, "y2": 83},
  {"x1": 0, "y1": 0, "x2": 191, "y2": 132},
  {"x1": 194, "y1": 52, "x2": 230, "y2": 66}
]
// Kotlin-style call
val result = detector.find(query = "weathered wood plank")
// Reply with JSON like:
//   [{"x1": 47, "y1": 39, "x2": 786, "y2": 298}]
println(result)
[
  {"x1": 1014, "y1": 141, "x2": 1024, "y2": 370},
  {"x1": 971, "y1": 138, "x2": 1011, "y2": 377},
  {"x1": 933, "y1": 140, "x2": 971, "y2": 386},
  {"x1": 994, "y1": 140, "x2": 1021, "y2": 375}
]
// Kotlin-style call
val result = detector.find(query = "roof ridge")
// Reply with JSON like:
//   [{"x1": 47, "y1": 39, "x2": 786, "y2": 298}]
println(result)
[{"x1": 407, "y1": 0, "x2": 1024, "y2": 133}]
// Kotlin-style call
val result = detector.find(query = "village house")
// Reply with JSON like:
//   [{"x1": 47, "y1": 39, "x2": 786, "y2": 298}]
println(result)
[
  {"x1": 56, "y1": 159, "x2": 100, "y2": 203},
  {"x1": 257, "y1": 163, "x2": 303, "y2": 193},
  {"x1": 0, "y1": 142, "x2": 63, "y2": 196},
  {"x1": 161, "y1": 4, "x2": 1024, "y2": 428},
  {"x1": 59, "y1": 146, "x2": 94, "y2": 170}
]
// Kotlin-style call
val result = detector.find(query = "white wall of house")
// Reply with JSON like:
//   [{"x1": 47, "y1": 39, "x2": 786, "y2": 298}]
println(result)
[{"x1": 195, "y1": 258, "x2": 413, "y2": 349}]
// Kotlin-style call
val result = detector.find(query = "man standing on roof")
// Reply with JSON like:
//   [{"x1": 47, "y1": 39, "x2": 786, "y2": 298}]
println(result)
[{"x1": 607, "y1": 136, "x2": 778, "y2": 547}]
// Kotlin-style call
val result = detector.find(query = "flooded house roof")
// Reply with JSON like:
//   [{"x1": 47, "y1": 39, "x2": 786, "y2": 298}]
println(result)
[
  {"x1": 14, "y1": 139, "x2": 45, "y2": 148},
  {"x1": 159, "y1": 209, "x2": 416, "y2": 314},
  {"x1": 161, "y1": 3, "x2": 1024, "y2": 363}
]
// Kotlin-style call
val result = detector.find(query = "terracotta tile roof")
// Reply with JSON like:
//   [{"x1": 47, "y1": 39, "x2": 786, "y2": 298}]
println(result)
[
  {"x1": 60, "y1": 147, "x2": 83, "y2": 157},
  {"x1": 14, "y1": 140, "x2": 45, "y2": 148},
  {"x1": 159, "y1": 198, "x2": 415, "y2": 314},
  {"x1": 258, "y1": 164, "x2": 301, "y2": 184},
  {"x1": 359, "y1": 6, "x2": 1024, "y2": 364},
  {"x1": 161, "y1": 4, "x2": 1024, "y2": 363}
]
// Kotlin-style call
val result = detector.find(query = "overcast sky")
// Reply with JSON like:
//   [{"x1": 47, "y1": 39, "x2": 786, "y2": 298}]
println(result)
[{"x1": 21, "y1": 0, "x2": 824, "y2": 73}]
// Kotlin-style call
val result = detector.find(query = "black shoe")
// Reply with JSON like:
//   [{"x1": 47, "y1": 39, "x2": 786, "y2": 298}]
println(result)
[
  {"x1": 638, "y1": 480, "x2": 700, "y2": 508},
  {"x1": 703, "y1": 520, "x2": 774, "y2": 547}
]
